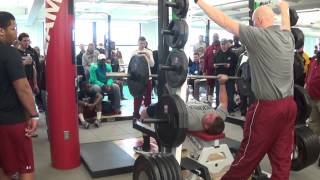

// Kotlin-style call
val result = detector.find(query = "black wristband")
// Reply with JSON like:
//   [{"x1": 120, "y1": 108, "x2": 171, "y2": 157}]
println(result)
[
  {"x1": 30, "y1": 114, "x2": 39, "y2": 118},
  {"x1": 194, "y1": 0, "x2": 198, "y2": 3}
]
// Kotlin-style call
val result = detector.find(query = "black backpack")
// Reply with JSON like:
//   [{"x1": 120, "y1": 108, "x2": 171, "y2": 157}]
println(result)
[
  {"x1": 293, "y1": 52, "x2": 305, "y2": 86},
  {"x1": 236, "y1": 54, "x2": 252, "y2": 97}
]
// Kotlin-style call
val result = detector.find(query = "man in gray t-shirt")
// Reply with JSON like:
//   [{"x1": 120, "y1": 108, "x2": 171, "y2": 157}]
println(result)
[
  {"x1": 140, "y1": 74, "x2": 229, "y2": 134},
  {"x1": 196, "y1": 1, "x2": 297, "y2": 179}
]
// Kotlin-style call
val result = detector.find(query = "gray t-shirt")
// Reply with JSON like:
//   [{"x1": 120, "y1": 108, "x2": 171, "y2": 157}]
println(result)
[
  {"x1": 239, "y1": 25, "x2": 295, "y2": 100},
  {"x1": 187, "y1": 100, "x2": 228, "y2": 131}
]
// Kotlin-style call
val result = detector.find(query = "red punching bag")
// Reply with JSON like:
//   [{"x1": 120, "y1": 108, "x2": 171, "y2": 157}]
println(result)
[{"x1": 45, "y1": 0, "x2": 80, "y2": 169}]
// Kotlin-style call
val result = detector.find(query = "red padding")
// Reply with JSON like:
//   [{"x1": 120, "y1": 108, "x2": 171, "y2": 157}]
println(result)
[{"x1": 189, "y1": 131, "x2": 225, "y2": 141}]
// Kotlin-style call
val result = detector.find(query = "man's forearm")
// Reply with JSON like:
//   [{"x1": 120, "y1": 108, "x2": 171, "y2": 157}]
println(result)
[
  {"x1": 278, "y1": 0, "x2": 291, "y2": 31},
  {"x1": 197, "y1": 0, "x2": 240, "y2": 36},
  {"x1": 219, "y1": 83, "x2": 228, "y2": 109},
  {"x1": 33, "y1": 66, "x2": 37, "y2": 86},
  {"x1": 92, "y1": 94, "x2": 103, "y2": 106},
  {"x1": 13, "y1": 79, "x2": 37, "y2": 116},
  {"x1": 280, "y1": 8, "x2": 290, "y2": 31}
]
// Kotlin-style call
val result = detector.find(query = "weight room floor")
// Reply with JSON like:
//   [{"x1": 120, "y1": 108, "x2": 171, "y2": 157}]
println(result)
[{"x1": 33, "y1": 99, "x2": 319, "y2": 180}]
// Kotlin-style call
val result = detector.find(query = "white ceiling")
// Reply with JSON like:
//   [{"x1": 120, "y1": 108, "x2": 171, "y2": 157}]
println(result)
[{"x1": 0, "y1": 0, "x2": 319, "y2": 35}]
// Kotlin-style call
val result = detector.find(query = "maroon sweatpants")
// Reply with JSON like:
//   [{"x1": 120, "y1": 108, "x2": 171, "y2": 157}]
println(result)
[
  {"x1": 133, "y1": 80, "x2": 152, "y2": 118},
  {"x1": 0, "y1": 121, "x2": 34, "y2": 176},
  {"x1": 222, "y1": 96, "x2": 296, "y2": 180}
]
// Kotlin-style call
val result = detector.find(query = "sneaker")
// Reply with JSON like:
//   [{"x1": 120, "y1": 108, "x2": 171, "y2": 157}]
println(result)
[
  {"x1": 94, "y1": 119, "x2": 101, "y2": 128},
  {"x1": 82, "y1": 122, "x2": 90, "y2": 129}
]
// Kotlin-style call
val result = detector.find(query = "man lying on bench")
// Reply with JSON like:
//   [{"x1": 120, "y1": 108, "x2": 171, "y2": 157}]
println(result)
[{"x1": 135, "y1": 74, "x2": 229, "y2": 153}]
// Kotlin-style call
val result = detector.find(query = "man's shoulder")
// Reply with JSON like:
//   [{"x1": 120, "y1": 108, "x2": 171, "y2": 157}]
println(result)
[{"x1": 0, "y1": 44, "x2": 20, "y2": 59}]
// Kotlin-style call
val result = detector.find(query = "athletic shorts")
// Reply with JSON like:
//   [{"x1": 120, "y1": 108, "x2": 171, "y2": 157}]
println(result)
[{"x1": 0, "y1": 121, "x2": 34, "y2": 176}]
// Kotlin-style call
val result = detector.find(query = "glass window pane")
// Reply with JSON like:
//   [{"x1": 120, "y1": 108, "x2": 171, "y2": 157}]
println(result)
[{"x1": 75, "y1": 20, "x2": 93, "y2": 45}]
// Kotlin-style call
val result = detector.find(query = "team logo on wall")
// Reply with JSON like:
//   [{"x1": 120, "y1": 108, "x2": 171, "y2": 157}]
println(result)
[{"x1": 44, "y1": 0, "x2": 63, "y2": 55}]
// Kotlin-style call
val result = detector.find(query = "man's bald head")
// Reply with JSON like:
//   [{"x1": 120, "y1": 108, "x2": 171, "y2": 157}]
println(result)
[{"x1": 252, "y1": 5, "x2": 275, "y2": 28}]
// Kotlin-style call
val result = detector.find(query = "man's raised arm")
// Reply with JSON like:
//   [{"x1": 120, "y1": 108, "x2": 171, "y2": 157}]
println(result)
[
  {"x1": 278, "y1": 0, "x2": 291, "y2": 31},
  {"x1": 195, "y1": 0, "x2": 240, "y2": 36}
]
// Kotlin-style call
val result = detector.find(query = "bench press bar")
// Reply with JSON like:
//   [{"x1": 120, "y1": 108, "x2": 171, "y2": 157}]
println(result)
[{"x1": 105, "y1": 72, "x2": 240, "y2": 80}]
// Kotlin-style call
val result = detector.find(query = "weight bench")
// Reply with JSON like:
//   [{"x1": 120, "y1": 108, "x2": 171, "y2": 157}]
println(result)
[{"x1": 184, "y1": 131, "x2": 234, "y2": 180}]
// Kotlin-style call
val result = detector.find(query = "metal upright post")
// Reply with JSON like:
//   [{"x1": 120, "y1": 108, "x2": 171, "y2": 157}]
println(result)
[
  {"x1": 107, "y1": 15, "x2": 112, "y2": 58},
  {"x1": 158, "y1": 0, "x2": 169, "y2": 98},
  {"x1": 92, "y1": 22, "x2": 97, "y2": 46},
  {"x1": 205, "y1": 20, "x2": 210, "y2": 47},
  {"x1": 249, "y1": 0, "x2": 255, "y2": 26}
]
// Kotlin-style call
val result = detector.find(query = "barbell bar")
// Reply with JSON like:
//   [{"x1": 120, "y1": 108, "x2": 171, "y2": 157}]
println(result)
[{"x1": 106, "y1": 72, "x2": 240, "y2": 80}]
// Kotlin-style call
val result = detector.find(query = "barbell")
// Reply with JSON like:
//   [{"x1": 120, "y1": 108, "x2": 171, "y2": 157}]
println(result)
[
  {"x1": 107, "y1": 50, "x2": 240, "y2": 97},
  {"x1": 107, "y1": 72, "x2": 240, "y2": 80}
]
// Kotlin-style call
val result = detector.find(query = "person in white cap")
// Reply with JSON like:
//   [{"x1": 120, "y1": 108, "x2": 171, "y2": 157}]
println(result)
[{"x1": 89, "y1": 54, "x2": 121, "y2": 115}]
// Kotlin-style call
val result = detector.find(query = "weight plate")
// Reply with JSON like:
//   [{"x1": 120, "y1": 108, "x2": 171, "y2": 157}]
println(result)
[
  {"x1": 133, "y1": 155, "x2": 160, "y2": 180},
  {"x1": 165, "y1": 50, "x2": 188, "y2": 88},
  {"x1": 165, "y1": 19, "x2": 189, "y2": 49},
  {"x1": 173, "y1": 0, "x2": 189, "y2": 18},
  {"x1": 161, "y1": 154, "x2": 179, "y2": 180},
  {"x1": 294, "y1": 85, "x2": 312, "y2": 124},
  {"x1": 153, "y1": 154, "x2": 171, "y2": 180},
  {"x1": 289, "y1": 8, "x2": 299, "y2": 27},
  {"x1": 157, "y1": 153, "x2": 174, "y2": 180},
  {"x1": 155, "y1": 95, "x2": 187, "y2": 148},
  {"x1": 291, "y1": 126, "x2": 320, "y2": 171},
  {"x1": 166, "y1": 154, "x2": 182, "y2": 180},
  {"x1": 173, "y1": 95, "x2": 188, "y2": 129},
  {"x1": 127, "y1": 55, "x2": 149, "y2": 98},
  {"x1": 133, "y1": 154, "x2": 161, "y2": 180}
]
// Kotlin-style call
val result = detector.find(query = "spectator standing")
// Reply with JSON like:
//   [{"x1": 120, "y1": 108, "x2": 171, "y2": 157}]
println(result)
[
  {"x1": 193, "y1": 35, "x2": 207, "y2": 56},
  {"x1": 213, "y1": 38, "x2": 238, "y2": 113},
  {"x1": 203, "y1": 33, "x2": 220, "y2": 103},
  {"x1": 82, "y1": 43, "x2": 99, "y2": 80},
  {"x1": 131, "y1": 36, "x2": 154, "y2": 153},
  {"x1": 306, "y1": 52, "x2": 320, "y2": 136},
  {"x1": 76, "y1": 44, "x2": 86, "y2": 79},
  {"x1": 0, "y1": 11, "x2": 38, "y2": 180},
  {"x1": 96, "y1": 43, "x2": 105, "y2": 55},
  {"x1": 17, "y1": 33, "x2": 39, "y2": 95}
]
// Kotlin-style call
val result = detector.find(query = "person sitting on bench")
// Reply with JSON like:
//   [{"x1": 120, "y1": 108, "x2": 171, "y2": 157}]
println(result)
[
  {"x1": 78, "y1": 81, "x2": 103, "y2": 129},
  {"x1": 89, "y1": 54, "x2": 121, "y2": 114},
  {"x1": 135, "y1": 74, "x2": 229, "y2": 153}
]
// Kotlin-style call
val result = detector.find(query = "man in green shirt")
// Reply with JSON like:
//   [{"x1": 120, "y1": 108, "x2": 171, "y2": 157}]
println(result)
[{"x1": 89, "y1": 54, "x2": 121, "y2": 114}]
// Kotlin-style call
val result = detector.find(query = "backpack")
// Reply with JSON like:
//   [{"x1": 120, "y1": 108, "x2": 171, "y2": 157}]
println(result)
[
  {"x1": 236, "y1": 54, "x2": 252, "y2": 97},
  {"x1": 293, "y1": 52, "x2": 305, "y2": 86}
]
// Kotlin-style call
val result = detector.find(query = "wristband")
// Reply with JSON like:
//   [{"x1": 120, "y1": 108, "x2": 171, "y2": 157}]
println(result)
[
  {"x1": 30, "y1": 114, "x2": 39, "y2": 120},
  {"x1": 30, "y1": 114, "x2": 39, "y2": 118},
  {"x1": 194, "y1": 0, "x2": 198, "y2": 3}
]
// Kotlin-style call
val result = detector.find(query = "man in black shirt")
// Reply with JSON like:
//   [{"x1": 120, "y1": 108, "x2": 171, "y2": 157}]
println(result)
[
  {"x1": 213, "y1": 38, "x2": 238, "y2": 113},
  {"x1": 17, "y1": 33, "x2": 39, "y2": 94},
  {"x1": 78, "y1": 81, "x2": 103, "y2": 128},
  {"x1": 0, "y1": 11, "x2": 38, "y2": 180}
]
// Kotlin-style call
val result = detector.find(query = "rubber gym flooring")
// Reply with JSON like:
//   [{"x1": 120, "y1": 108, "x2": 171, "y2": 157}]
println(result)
[{"x1": 32, "y1": 87, "x2": 319, "y2": 180}]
